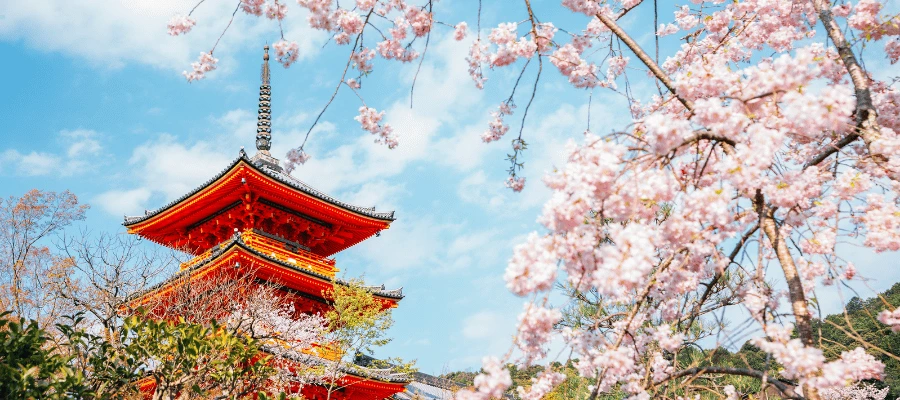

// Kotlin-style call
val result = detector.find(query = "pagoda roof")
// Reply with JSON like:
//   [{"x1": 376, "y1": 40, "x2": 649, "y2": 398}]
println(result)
[
  {"x1": 272, "y1": 348, "x2": 411, "y2": 384},
  {"x1": 123, "y1": 150, "x2": 395, "y2": 256},
  {"x1": 125, "y1": 231, "x2": 403, "y2": 306},
  {"x1": 124, "y1": 149, "x2": 395, "y2": 226}
]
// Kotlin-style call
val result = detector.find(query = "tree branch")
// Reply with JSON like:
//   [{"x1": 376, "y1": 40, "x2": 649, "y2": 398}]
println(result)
[
  {"x1": 657, "y1": 366, "x2": 802, "y2": 399},
  {"x1": 808, "y1": 0, "x2": 884, "y2": 163},
  {"x1": 594, "y1": 12, "x2": 694, "y2": 112}
]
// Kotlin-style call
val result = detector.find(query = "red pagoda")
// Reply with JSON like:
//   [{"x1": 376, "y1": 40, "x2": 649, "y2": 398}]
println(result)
[{"x1": 123, "y1": 45, "x2": 409, "y2": 399}]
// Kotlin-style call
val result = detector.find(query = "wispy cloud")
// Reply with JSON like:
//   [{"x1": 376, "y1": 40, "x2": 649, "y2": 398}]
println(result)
[{"x1": 0, "y1": 129, "x2": 104, "y2": 176}]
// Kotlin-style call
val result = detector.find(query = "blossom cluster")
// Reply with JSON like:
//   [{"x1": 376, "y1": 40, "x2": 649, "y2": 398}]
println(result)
[
  {"x1": 285, "y1": 148, "x2": 311, "y2": 173},
  {"x1": 167, "y1": 14, "x2": 195, "y2": 36},
  {"x1": 273, "y1": 39, "x2": 300, "y2": 68},
  {"x1": 514, "y1": 304, "x2": 561, "y2": 364},
  {"x1": 355, "y1": 106, "x2": 398, "y2": 149},
  {"x1": 481, "y1": 102, "x2": 514, "y2": 143},
  {"x1": 183, "y1": 52, "x2": 218, "y2": 82},
  {"x1": 877, "y1": 307, "x2": 900, "y2": 332},
  {"x1": 454, "y1": 357, "x2": 512, "y2": 400}
]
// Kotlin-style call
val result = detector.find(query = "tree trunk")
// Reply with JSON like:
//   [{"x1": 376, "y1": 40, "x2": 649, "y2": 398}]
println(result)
[{"x1": 757, "y1": 199, "x2": 820, "y2": 400}]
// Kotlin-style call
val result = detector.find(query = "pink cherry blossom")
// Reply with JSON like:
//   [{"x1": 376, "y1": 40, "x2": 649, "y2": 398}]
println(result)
[
  {"x1": 657, "y1": 23, "x2": 678, "y2": 37},
  {"x1": 337, "y1": 10, "x2": 363, "y2": 35},
  {"x1": 481, "y1": 102, "x2": 514, "y2": 143},
  {"x1": 454, "y1": 357, "x2": 511, "y2": 400},
  {"x1": 674, "y1": 6, "x2": 698, "y2": 30},
  {"x1": 561, "y1": 0, "x2": 603, "y2": 16},
  {"x1": 533, "y1": 23, "x2": 557, "y2": 53},
  {"x1": 240, "y1": 0, "x2": 265, "y2": 16},
  {"x1": 297, "y1": 0, "x2": 337, "y2": 31},
  {"x1": 877, "y1": 307, "x2": 900, "y2": 332},
  {"x1": 356, "y1": 0, "x2": 376, "y2": 11},
  {"x1": 515, "y1": 304, "x2": 561, "y2": 363},
  {"x1": 351, "y1": 47, "x2": 375, "y2": 73},
  {"x1": 454, "y1": 22, "x2": 468, "y2": 41},
  {"x1": 285, "y1": 148, "x2": 310, "y2": 174},
  {"x1": 466, "y1": 39, "x2": 489, "y2": 89},
  {"x1": 812, "y1": 347, "x2": 885, "y2": 389},
  {"x1": 848, "y1": 0, "x2": 883, "y2": 35},
  {"x1": 652, "y1": 324, "x2": 684, "y2": 352},
  {"x1": 724, "y1": 385, "x2": 738, "y2": 400},
  {"x1": 550, "y1": 44, "x2": 603, "y2": 88},
  {"x1": 273, "y1": 39, "x2": 300, "y2": 67},
  {"x1": 607, "y1": 55, "x2": 629, "y2": 79},
  {"x1": 405, "y1": 7, "x2": 432, "y2": 37},
  {"x1": 183, "y1": 51, "x2": 218, "y2": 82},
  {"x1": 887, "y1": 38, "x2": 900, "y2": 64},
  {"x1": 345, "y1": 78, "x2": 360, "y2": 89},
  {"x1": 167, "y1": 14, "x2": 196, "y2": 36},
  {"x1": 821, "y1": 383, "x2": 890, "y2": 400},
  {"x1": 376, "y1": 38, "x2": 419, "y2": 62},
  {"x1": 832, "y1": 4, "x2": 852, "y2": 17},
  {"x1": 516, "y1": 370, "x2": 566, "y2": 400},
  {"x1": 265, "y1": 1, "x2": 288, "y2": 19},
  {"x1": 505, "y1": 233, "x2": 557, "y2": 296},
  {"x1": 506, "y1": 176, "x2": 525, "y2": 192},
  {"x1": 487, "y1": 23, "x2": 537, "y2": 67},
  {"x1": 858, "y1": 194, "x2": 900, "y2": 251},
  {"x1": 355, "y1": 106, "x2": 398, "y2": 149}
]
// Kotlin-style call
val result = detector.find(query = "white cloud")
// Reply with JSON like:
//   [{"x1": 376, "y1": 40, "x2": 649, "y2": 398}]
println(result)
[
  {"x1": 62, "y1": 129, "x2": 102, "y2": 158},
  {"x1": 352, "y1": 217, "x2": 450, "y2": 273},
  {"x1": 457, "y1": 170, "x2": 507, "y2": 209},
  {"x1": 126, "y1": 134, "x2": 233, "y2": 200},
  {"x1": 0, "y1": 0, "x2": 325, "y2": 73},
  {"x1": 94, "y1": 188, "x2": 152, "y2": 217},
  {"x1": 338, "y1": 180, "x2": 406, "y2": 212},
  {"x1": 0, "y1": 129, "x2": 105, "y2": 176},
  {"x1": 447, "y1": 229, "x2": 500, "y2": 258},
  {"x1": 1, "y1": 150, "x2": 61, "y2": 176},
  {"x1": 462, "y1": 310, "x2": 505, "y2": 339}
]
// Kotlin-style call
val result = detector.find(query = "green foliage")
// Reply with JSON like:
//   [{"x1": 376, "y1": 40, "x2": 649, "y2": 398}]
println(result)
[
  {"x1": 443, "y1": 284, "x2": 900, "y2": 398},
  {"x1": 0, "y1": 309, "x2": 284, "y2": 399},
  {"x1": 812, "y1": 282, "x2": 900, "y2": 398},
  {"x1": 319, "y1": 279, "x2": 416, "y2": 394},
  {"x1": 0, "y1": 312, "x2": 84, "y2": 399},
  {"x1": 324, "y1": 279, "x2": 396, "y2": 358},
  {"x1": 119, "y1": 313, "x2": 275, "y2": 399},
  {"x1": 439, "y1": 370, "x2": 477, "y2": 387},
  {"x1": 57, "y1": 314, "x2": 143, "y2": 399}
]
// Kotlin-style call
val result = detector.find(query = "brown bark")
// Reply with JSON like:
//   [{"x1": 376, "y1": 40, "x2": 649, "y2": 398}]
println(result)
[
  {"x1": 594, "y1": 12, "x2": 694, "y2": 113},
  {"x1": 658, "y1": 366, "x2": 802, "y2": 399},
  {"x1": 755, "y1": 194, "x2": 820, "y2": 400},
  {"x1": 807, "y1": 0, "x2": 884, "y2": 167}
]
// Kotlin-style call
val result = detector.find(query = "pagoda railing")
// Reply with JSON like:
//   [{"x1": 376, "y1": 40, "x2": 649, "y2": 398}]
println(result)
[
  {"x1": 178, "y1": 230, "x2": 338, "y2": 278},
  {"x1": 240, "y1": 230, "x2": 338, "y2": 277}
]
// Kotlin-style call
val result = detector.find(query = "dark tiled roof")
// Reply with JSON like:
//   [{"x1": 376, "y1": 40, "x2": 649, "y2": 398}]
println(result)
[
  {"x1": 123, "y1": 149, "x2": 395, "y2": 226},
  {"x1": 394, "y1": 381, "x2": 455, "y2": 400},
  {"x1": 125, "y1": 232, "x2": 404, "y2": 302},
  {"x1": 268, "y1": 346, "x2": 411, "y2": 383}
]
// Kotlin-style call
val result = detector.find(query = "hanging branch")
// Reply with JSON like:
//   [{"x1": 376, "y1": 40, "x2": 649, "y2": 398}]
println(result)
[{"x1": 594, "y1": 12, "x2": 694, "y2": 113}]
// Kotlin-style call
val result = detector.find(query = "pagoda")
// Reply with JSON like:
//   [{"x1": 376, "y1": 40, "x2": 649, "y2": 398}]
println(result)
[{"x1": 123, "y1": 45, "x2": 409, "y2": 399}]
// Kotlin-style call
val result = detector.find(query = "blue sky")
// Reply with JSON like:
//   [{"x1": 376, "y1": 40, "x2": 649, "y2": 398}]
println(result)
[{"x1": 1, "y1": 0, "x2": 899, "y2": 376}]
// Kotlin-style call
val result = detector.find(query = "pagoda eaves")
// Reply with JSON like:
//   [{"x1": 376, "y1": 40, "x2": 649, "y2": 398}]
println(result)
[
  {"x1": 124, "y1": 150, "x2": 394, "y2": 257},
  {"x1": 124, "y1": 230, "x2": 403, "y2": 315}
]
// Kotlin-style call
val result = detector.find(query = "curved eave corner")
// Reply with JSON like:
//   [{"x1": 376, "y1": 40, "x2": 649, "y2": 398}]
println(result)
[
  {"x1": 122, "y1": 149, "x2": 396, "y2": 230},
  {"x1": 122, "y1": 233, "x2": 404, "y2": 307}
]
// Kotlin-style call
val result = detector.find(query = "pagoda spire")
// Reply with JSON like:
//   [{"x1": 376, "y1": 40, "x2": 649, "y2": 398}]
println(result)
[{"x1": 252, "y1": 44, "x2": 282, "y2": 171}]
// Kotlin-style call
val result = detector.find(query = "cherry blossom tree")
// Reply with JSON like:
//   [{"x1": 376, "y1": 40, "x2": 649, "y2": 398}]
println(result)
[{"x1": 167, "y1": 0, "x2": 900, "y2": 398}]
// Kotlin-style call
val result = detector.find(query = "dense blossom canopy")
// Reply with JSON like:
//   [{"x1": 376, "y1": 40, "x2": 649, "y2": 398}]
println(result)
[{"x1": 169, "y1": 0, "x2": 900, "y2": 397}]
